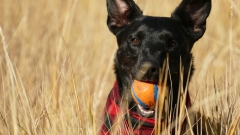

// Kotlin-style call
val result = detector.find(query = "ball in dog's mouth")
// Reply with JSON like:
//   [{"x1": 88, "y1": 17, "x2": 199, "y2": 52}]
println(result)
[{"x1": 131, "y1": 80, "x2": 160, "y2": 117}]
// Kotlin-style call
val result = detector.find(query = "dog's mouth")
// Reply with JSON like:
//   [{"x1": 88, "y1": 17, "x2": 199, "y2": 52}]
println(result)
[
  {"x1": 129, "y1": 74, "x2": 156, "y2": 118},
  {"x1": 136, "y1": 104, "x2": 155, "y2": 117},
  {"x1": 128, "y1": 62, "x2": 160, "y2": 118}
]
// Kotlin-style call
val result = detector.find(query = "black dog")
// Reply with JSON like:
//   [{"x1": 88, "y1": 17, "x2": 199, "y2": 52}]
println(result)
[{"x1": 100, "y1": 0, "x2": 211, "y2": 134}]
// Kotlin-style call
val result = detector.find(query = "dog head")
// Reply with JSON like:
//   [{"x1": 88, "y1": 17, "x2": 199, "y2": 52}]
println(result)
[{"x1": 107, "y1": 0, "x2": 211, "y2": 116}]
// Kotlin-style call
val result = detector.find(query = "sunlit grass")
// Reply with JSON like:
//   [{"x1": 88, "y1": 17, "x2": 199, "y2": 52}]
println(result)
[{"x1": 0, "y1": 0, "x2": 239, "y2": 134}]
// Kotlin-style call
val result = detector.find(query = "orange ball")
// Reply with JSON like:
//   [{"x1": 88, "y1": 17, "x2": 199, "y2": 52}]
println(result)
[{"x1": 131, "y1": 80, "x2": 160, "y2": 109}]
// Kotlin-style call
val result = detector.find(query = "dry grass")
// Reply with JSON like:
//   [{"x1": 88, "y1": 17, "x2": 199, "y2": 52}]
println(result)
[{"x1": 0, "y1": 0, "x2": 239, "y2": 134}]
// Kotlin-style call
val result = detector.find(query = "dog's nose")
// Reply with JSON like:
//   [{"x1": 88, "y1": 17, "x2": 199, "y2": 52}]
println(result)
[
  {"x1": 136, "y1": 62, "x2": 159, "y2": 82},
  {"x1": 148, "y1": 66, "x2": 158, "y2": 78}
]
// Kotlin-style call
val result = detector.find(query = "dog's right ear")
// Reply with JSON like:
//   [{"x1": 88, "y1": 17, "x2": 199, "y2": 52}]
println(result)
[{"x1": 107, "y1": 0, "x2": 142, "y2": 35}]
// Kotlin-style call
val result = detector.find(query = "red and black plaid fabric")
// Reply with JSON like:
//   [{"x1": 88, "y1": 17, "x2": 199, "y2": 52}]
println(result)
[{"x1": 99, "y1": 80, "x2": 191, "y2": 135}]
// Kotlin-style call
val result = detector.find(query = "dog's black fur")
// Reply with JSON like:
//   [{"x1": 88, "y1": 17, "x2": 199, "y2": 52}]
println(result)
[{"x1": 106, "y1": 0, "x2": 211, "y2": 133}]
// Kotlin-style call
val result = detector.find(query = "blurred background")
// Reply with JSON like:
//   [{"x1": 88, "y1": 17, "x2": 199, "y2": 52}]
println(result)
[{"x1": 0, "y1": 0, "x2": 239, "y2": 134}]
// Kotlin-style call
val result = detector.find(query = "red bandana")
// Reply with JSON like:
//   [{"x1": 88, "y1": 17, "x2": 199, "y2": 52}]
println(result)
[{"x1": 99, "y1": 80, "x2": 191, "y2": 135}]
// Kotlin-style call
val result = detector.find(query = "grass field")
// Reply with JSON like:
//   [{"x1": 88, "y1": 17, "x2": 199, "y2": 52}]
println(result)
[{"x1": 0, "y1": 0, "x2": 239, "y2": 134}]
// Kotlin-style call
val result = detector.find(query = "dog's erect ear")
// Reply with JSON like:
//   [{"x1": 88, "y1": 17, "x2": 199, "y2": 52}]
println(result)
[
  {"x1": 107, "y1": 0, "x2": 142, "y2": 35},
  {"x1": 171, "y1": 0, "x2": 211, "y2": 41}
]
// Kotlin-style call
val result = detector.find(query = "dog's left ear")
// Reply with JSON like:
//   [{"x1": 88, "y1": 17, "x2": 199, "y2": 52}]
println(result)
[
  {"x1": 171, "y1": 0, "x2": 211, "y2": 41},
  {"x1": 107, "y1": 0, "x2": 143, "y2": 35}
]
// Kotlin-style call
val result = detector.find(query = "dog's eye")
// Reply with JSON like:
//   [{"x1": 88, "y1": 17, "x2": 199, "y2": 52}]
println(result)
[
  {"x1": 168, "y1": 40, "x2": 177, "y2": 48},
  {"x1": 131, "y1": 38, "x2": 140, "y2": 45}
]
